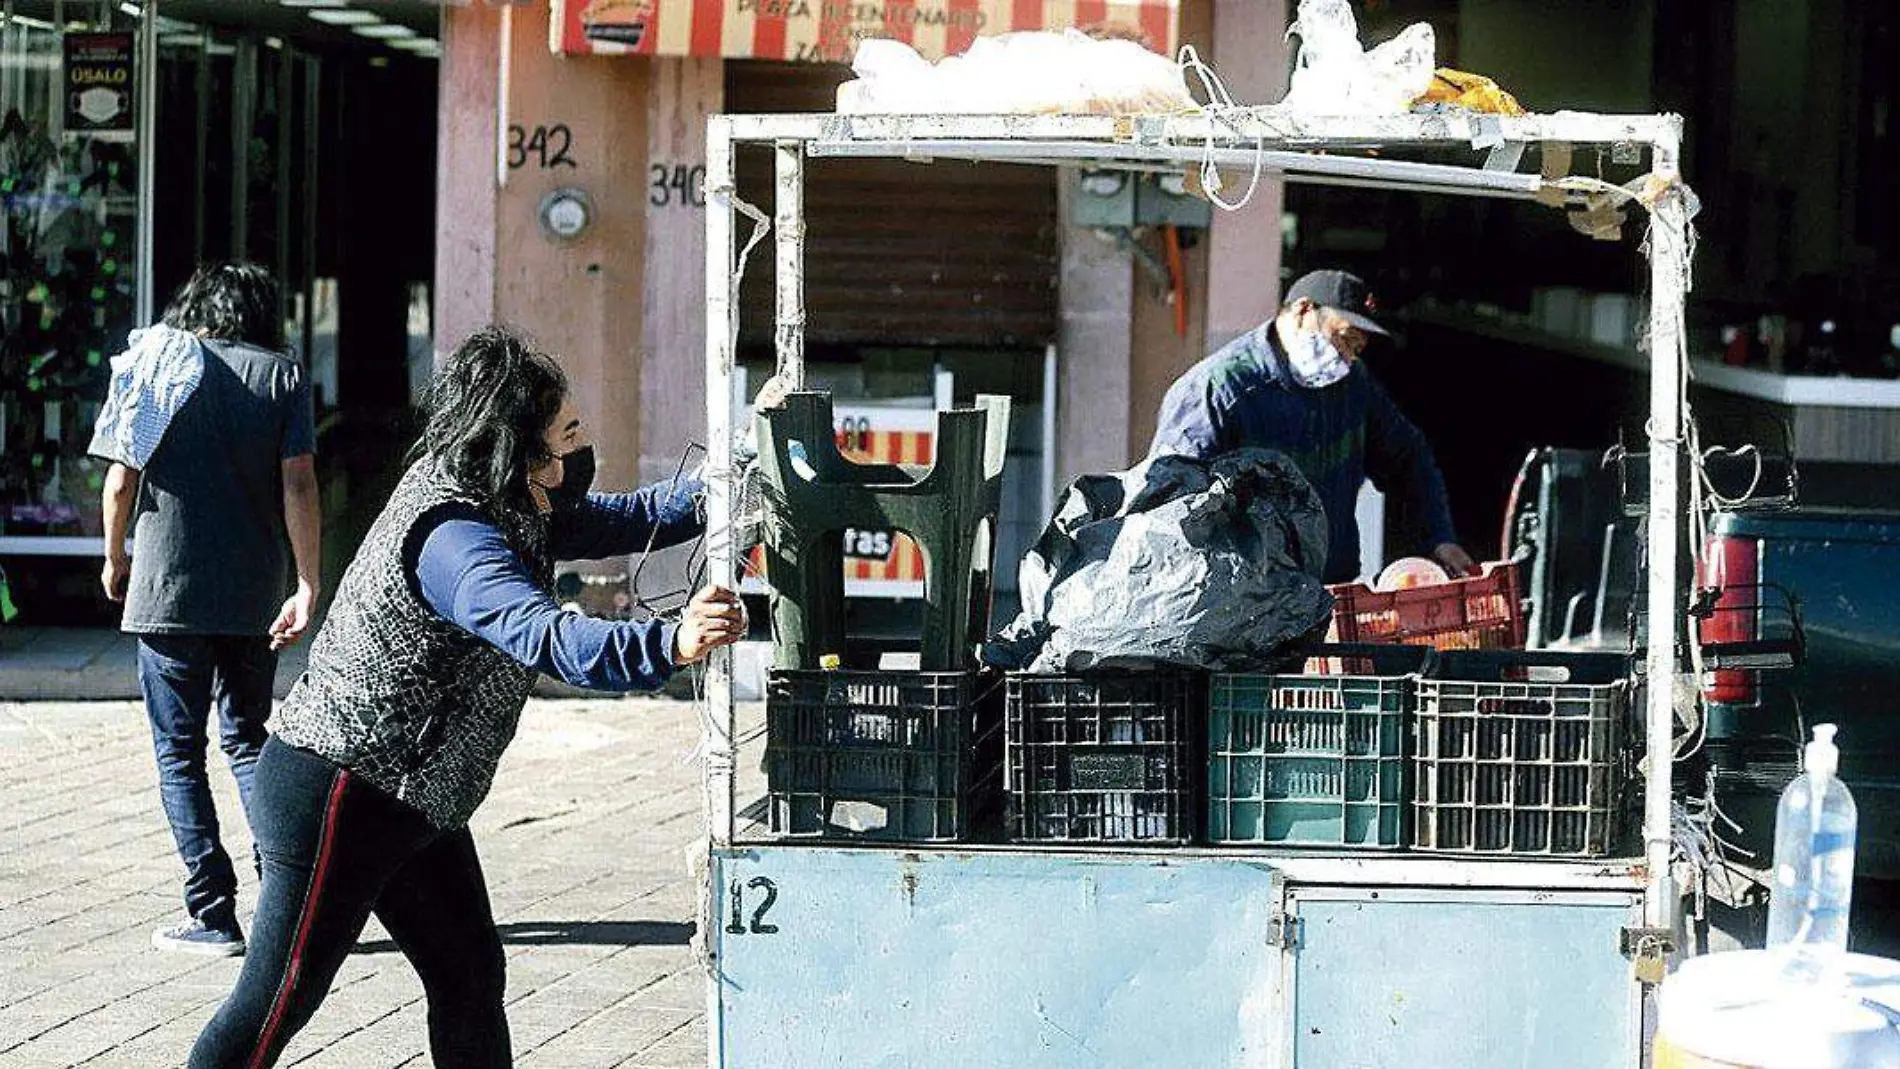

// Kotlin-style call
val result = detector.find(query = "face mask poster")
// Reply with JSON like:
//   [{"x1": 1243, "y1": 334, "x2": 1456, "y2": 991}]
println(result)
[{"x1": 64, "y1": 33, "x2": 136, "y2": 143}]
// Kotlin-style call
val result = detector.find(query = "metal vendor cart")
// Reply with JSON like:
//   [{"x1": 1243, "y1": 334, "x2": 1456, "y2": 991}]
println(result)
[{"x1": 696, "y1": 109, "x2": 1696, "y2": 1068}]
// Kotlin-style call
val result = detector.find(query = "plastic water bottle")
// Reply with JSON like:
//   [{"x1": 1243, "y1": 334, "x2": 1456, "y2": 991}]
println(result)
[{"x1": 1765, "y1": 724, "x2": 1858, "y2": 957}]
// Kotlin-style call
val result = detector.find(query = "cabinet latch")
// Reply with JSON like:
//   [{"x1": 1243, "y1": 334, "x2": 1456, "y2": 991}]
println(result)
[{"x1": 1267, "y1": 913, "x2": 1303, "y2": 949}]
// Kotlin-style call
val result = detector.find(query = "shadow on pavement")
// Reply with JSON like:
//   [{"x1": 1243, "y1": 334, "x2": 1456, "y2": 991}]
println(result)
[{"x1": 354, "y1": 920, "x2": 696, "y2": 955}]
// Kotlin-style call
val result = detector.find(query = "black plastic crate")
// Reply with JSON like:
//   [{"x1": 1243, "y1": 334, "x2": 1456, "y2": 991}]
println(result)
[
  {"x1": 1412, "y1": 651, "x2": 1629, "y2": 857},
  {"x1": 1005, "y1": 673, "x2": 1200, "y2": 845},
  {"x1": 765, "y1": 669, "x2": 999, "y2": 842}
]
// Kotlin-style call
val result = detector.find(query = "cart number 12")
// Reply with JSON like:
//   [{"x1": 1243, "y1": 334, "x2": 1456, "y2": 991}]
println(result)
[{"x1": 727, "y1": 876, "x2": 780, "y2": 936}]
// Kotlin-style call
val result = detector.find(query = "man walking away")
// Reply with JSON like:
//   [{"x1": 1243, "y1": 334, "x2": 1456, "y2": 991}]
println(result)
[{"x1": 89, "y1": 263, "x2": 320, "y2": 956}]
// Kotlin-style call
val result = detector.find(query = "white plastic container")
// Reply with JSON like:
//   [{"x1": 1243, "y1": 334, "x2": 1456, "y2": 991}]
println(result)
[
  {"x1": 1654, "y1": 950, "x2": 1900, "y2": 1068},
  {"x1": 1765, "y1": 724, "x2": 1858, "y2": 955}
]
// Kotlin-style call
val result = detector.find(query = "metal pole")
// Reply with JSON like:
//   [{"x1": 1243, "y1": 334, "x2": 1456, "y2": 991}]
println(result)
[
  {"x1": 701, "y1": 113, "x2": 738, "y2": 1069},
  {"x1": 773, "y1": 139, "x2": 805, "y2": 388},
  {"x1": 1643, "y1": 124, "x2": 1688, "y2": 929},
  {"x1": 806, "y1": 140, "x2": 1548, "y2": 201},
  {"x1": 301, "y1": 54, "x2": 319, "y2": 363},
  {"x1": 193, "y1": 26, "x2": 208, "y2": 263},
  {"x1": 49, "y1": 0, "x2": 63, "y2": 141},
  {"x1": 230, "y1": 35, "x2": 254, "y2": 258},
  {"x1": 3, "y1": 1, "x2": 13, "y2": 118},
  {"x1": 133, "y1": 0, "x2": 156, "y2": 326},
  {"x1": 703, "y1": 115, "x2": 738, "y2": 850},
  {"x1": 1041, "y1": 343, "x2": 1057, "y2": 521},
  {"x1": 494, "y1": 4, "x2": 511, "y2": 190},
  {"x1": 275, "y1": 42, "x2": 293, "y2": 328}
]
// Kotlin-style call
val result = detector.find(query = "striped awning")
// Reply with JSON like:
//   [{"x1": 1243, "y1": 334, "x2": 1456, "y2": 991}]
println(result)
[{"x1": 551, "y1": 0, "x2": 1179, "y2": 63}]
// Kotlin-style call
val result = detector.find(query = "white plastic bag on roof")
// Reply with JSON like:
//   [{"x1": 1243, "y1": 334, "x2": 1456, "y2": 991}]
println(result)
[
  {"x1": 837, "y1": 30, "x2": 1196, "y2": 116},
  {"x1": 1278, "y1": 0, "x2": 1436, "y2": 115}
]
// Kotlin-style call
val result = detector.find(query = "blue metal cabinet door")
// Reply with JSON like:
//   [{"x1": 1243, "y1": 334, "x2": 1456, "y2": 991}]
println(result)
[
  {"x1": 1287, "y1": 887, "x2": 1643, "y2": 1069},
  {"x1": 713, "y1": 847, "x2": 1287, "y2": 1069}
]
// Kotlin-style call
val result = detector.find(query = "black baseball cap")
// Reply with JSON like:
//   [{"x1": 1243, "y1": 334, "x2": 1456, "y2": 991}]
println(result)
[{"x1": 1285, "y1": 270, "x2": 1389, "y2": 338}]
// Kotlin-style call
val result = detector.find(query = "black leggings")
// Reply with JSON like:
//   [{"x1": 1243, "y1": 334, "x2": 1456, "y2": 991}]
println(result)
[{"x1": 190, "y1": 737, "x2": 510, "y2": 1068}]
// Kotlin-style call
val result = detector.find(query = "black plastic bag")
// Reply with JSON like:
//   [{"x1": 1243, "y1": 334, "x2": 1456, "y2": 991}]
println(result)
[{"x1": 984, "y1": 448, "x2": 1334, "y2": 673}]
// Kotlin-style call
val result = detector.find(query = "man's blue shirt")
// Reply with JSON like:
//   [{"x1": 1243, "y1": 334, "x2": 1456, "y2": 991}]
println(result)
[{"x1": 1149, "y1": 325, "x2": 1457, "y2": 583}]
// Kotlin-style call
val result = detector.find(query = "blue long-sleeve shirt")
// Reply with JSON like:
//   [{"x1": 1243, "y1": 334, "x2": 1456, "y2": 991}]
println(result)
[
  {"x1": 409, "y1": 479, "x2": 704, "y2": 692},
  {"x1": 1149, "y1": 325, "x2": 1457, "y2": 583}
]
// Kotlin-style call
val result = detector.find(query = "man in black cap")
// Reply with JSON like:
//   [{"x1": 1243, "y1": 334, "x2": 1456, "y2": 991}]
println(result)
[{"x1": 1149, "y1": 269, "x2": 1475, "y2": 584}]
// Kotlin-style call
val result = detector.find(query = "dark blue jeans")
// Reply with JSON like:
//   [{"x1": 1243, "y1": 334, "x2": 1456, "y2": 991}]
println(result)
[{"x1": 136, "y1": 634, "x2": 276, "y2": 930}]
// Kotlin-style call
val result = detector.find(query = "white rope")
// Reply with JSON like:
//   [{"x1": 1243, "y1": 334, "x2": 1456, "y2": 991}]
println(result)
[
  {"x1": 1634, "y1": 188, "x2": 1727, "y2": 764},
  {"x1": 693, "y1": 184, "x2": 772, "y2": 765},
  {"x1": 1701, "y1": 444, "x2": 1766, "y2": 510},
  {"x1": 1176, "y1": 45, "x2": 1265, "y2": 212},
  {"x1": 722, "y1": 187, "x2": 772, "y2": 351}
]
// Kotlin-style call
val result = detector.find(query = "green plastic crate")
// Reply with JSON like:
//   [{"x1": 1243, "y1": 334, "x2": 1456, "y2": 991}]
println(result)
[{"x1": 1207, "y1": 674, "x2": 1410, "y2": 848}]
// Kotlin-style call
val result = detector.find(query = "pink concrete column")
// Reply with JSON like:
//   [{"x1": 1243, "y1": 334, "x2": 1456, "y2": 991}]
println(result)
[
  {"x1": 1205, "y1": 0, "x2": 1289, "y2": 347},
  {"x1": 1055, "y1": 181, "x2": 1136, "y2": 484},
  {"x1": 492, "y1": 2, "x2": 650, "y2": 497},
  {"x1": 434, "y1": 2, "x2": 503, "y2": 362},
  {"x1": 639, "y1": 57, "x2": 723, "y2": 486},
  {"x1": 1125, "y1": 0, "x2": 1216, "y2": 457}
]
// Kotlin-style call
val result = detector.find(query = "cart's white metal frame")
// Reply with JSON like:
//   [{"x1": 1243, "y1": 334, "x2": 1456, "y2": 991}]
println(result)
[{"x1": 700, "y1": 108, "x2": 1691, "y2": 1062}]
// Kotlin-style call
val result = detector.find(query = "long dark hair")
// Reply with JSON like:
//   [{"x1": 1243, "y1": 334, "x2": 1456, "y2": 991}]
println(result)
[
  {"x1": 161, "y1": 262, "x2": 283, "y2": 350},
  {"x1": 417, "y1": 327, "x2": 567, "y2": 512}
]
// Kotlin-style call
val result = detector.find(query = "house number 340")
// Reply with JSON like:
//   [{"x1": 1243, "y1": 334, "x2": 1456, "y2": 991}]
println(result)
[{"x1": 650, "y1": 162, "x2": 707, "y2": 208}]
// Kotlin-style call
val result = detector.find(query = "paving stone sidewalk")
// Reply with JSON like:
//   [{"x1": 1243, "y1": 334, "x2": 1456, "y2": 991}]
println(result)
[{"x1": 0, "y1": 697, "x2": 716, "y2": 1068}]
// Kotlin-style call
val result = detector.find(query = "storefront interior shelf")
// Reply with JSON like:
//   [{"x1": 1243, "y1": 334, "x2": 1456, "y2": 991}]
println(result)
[{"x1": 1403, "y1": 304, "x2": 1900, "y2": 411}]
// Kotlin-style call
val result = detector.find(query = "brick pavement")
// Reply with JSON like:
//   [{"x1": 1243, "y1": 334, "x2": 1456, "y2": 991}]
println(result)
[{"x1": 0, "y1": 697, "x2": 717, "y2": 1068}]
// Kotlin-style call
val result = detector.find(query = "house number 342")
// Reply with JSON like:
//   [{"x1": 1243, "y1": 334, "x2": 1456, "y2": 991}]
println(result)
[{"x1": 507, "y1": 124, "x2": 576, "y2": 169}]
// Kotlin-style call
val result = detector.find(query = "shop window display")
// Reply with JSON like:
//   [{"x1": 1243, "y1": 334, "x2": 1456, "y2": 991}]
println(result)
[{"x1": 0, "y1": 16, "x2": 141, "y2": 545}]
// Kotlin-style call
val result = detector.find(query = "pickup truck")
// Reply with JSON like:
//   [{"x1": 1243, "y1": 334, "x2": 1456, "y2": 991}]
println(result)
[
  {"x1": 1697, "y1": 508, "x2": 1900, "y2": 884},
  {"x1": 1505, "y1": 448, "x2": 1900, "y2": 899}
]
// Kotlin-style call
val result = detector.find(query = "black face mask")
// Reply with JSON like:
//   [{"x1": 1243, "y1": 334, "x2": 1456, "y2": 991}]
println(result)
[{"x1": 547, "y1": 445, "x2": 595, "y2": 511}]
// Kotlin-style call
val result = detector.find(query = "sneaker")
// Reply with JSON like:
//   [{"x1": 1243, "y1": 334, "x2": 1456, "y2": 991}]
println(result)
[{"x1": 152, "y1": 918, "x2": 246, "y2": 958}]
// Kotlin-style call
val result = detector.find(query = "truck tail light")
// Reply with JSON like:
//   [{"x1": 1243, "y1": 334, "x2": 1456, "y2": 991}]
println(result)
[{"x1": 1698, "y1": 535, "x2": 1761, "y2": 704}]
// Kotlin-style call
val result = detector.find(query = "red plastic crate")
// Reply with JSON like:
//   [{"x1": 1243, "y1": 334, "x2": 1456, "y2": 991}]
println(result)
[{"x1": 1326, "y1": 561, "x2": 1528, "y2": 652}]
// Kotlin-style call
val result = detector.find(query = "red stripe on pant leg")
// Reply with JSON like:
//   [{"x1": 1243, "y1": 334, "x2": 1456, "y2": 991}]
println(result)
[{"x1": 248, "y1": 770, "x2": 351, "y2": 1069}]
